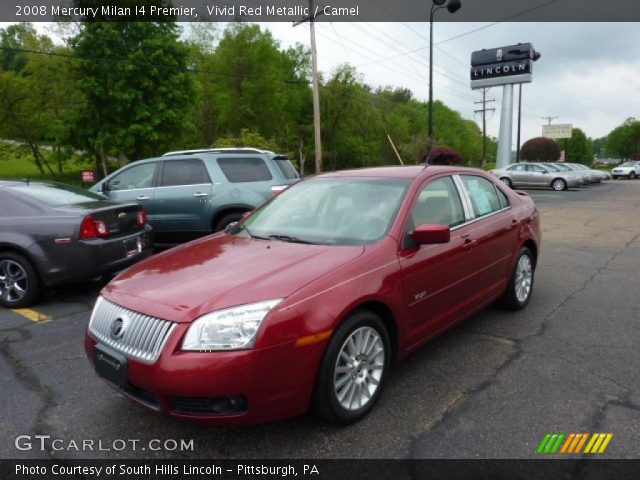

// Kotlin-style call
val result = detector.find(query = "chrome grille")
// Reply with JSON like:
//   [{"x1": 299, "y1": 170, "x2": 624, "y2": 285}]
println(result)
[{"x1": 89, "y1": 297, "x2": 176, "y2": 364}]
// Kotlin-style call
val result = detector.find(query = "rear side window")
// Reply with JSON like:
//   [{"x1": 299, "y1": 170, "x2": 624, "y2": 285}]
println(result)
[
  {"x1": 272, "y1": 158, "x2": 300, "y2": 180},
  {"x1": 8, "y1": 183, "x2": 105, "y2": 207},
  {"x1": 161, "y1": 159, "x2": 211, "y2": 187},
  {"x1": 460, "y1": 176, "x2": 503, "y2": 218},
  {"x1": 217, "y1": 157, "x2": 273, "y2": 183}
]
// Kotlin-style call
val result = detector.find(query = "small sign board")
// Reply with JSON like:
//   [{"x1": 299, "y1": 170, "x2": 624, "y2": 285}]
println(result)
[
  {"x1": 543, "y1": 124, "x2": 573, "y2": 139},
  {"x1": 81, "y1": 170, "x2": 97, "y2": 183}
]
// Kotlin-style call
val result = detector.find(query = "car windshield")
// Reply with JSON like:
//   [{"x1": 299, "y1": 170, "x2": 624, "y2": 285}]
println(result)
[
  {"x1": 554, "y1": 164, "x2": 571, "y2": 171},
  {"x1": 8, "y1": 182, "x2": 105, "y2": 207},
  {"x1": 620, "y1": 161, "x2": 637, "y2": 167},
  {"x1": 236, "y1": 177, "x2": 410, "y2": 245},
  {"x1": 543, "y1": 164, "x2": 561, "y2": 172}
]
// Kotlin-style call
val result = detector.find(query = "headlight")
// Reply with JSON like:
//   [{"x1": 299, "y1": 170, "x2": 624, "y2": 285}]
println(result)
[{"x1": 181, "y1": 299, "x2": 283, "y2": 351}]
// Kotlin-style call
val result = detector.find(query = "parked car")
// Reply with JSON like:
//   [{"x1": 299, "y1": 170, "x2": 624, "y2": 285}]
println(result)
[
  {"x1": 91, "y1": 148, "x2": 300, "y2": 240},
  {"x1": 491, "y1": 162, "x2": 581, "y2": 191},
  {"x1": 85, "y1": 166, "x2": 541, "y2": 425},
  {"x1": 548, "y1": 163, "x2": 591, "y2": 186},
  {"x1": 611, "y1": 161, "x2": 640, "y2": 179},
  {"x1": 563, "y1": 163, "x2": 601, "y2": 184},
  {"x1": 566, "y1": 163, "x2": 611, "y2": 181},
  {"x1": 0, "y1": 181, "x2": 152, "y2": 308}
]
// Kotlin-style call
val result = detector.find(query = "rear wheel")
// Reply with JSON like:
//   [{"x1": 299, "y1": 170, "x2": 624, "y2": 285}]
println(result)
[
  {"x1": 551, "y1": 178, "x2": 567, "y2": 191},
  {"x1": 499, "y1": 247, "x2": 535, "y2": 311},
  {"x1": 500, "y1": 177, "x2": 513, "y2": 189},
  {"x1": 0, "y1": 252, "x2": 41, "y2": 308},
  {"x1": 312, "y1": 310, "x2": 391, "y2": 424},
  {"x1": 630, "y1": 172, "x2": 636, "y2": 180},
  {"x1": 214, "y1": 212, "x2": 244, "y2": 232}
]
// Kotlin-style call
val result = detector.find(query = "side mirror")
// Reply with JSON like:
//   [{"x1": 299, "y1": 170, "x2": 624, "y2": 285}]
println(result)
[
  {"x1": 412, "y1": 224, "x2": 450, "y2": 245},
  {"x1": 101, "y1": 181, "x2": 110, "y2": 194}
]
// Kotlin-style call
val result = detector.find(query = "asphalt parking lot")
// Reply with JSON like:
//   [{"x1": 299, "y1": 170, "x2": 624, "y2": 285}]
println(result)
[{"x1": 1, "y1": 180, "x2": 639, "y2": 460}]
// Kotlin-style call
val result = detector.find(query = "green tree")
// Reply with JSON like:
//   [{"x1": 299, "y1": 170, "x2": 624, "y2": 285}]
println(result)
[
  {"x1": 564, "y1": 127, "x2": 592, "y2": 164},
  {"x1": 606, "y1": 118, "x2": 640, "y2": 160},
  {"x1": 70, "y1": 6, "x2": 195, "y2": 174}
]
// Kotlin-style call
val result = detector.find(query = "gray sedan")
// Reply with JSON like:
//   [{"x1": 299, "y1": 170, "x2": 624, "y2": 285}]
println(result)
[
  {"x1": 0, "y1": 181, "x2": 153, "y2": 308},
  {"x1": 490, "y1": 162, "x2": 581, "y2": 191}
]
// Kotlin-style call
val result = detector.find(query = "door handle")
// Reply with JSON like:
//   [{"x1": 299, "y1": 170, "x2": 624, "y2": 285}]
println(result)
[
  {"x1": 136, "y1": 196, "x2": 150, "y2": 201},
  {"x1": 462, "y1": 238, "x2": 477, "y2": 249},
  {"x1": 192, "y1": 192, "x2": 208, "y2": 197}
]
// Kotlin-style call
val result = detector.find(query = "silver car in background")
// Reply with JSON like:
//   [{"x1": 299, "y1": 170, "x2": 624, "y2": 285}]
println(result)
[
  {"x1": 490, "y1": 162, "x2": 581, "y2": 191},
  {"x1": 564, "y1": 163, "x2": 602, "y2": 184},
  {"x1": 545, "y1": 163, "x2": 590, "y2": 186}
]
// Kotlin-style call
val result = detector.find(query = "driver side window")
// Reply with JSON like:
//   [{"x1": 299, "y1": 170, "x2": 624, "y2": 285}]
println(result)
[
  {"x1": 409, "y1": 176, "x2": 466, "y2": 232},
  {"x1": 109, "y1": 163, "x2": 157, "y2": 191}
]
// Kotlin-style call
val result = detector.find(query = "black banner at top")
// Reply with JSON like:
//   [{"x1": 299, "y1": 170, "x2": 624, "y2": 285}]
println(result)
[{"x1": 4, "y1": 0, "x2": 640, "y2": 22}]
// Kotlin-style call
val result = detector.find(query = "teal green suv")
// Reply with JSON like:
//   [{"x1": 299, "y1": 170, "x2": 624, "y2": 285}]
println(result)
[{"x1": 91, "y1": 148, "x2": 299, "y2": 239}]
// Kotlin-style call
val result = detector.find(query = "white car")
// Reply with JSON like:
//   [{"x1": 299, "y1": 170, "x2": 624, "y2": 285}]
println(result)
[{"x1": 611, "y1": 161, "x2": 640, "y2": 180}]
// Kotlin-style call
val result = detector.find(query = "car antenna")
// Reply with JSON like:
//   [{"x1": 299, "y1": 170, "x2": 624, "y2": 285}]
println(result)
[{"x1": 421, "y1": 145, "x2": 433, "y2": 170}]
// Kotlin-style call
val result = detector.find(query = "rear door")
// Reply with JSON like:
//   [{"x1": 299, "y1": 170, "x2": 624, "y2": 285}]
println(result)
[
  {"x1": 106, "y1": 162, "x2": 158, "y2": 216},
  {"x1": 153, "y1": 158, "x2": 213, "y2": 232},
  {"x1": 507, "y1": 164, "x2": 529, "y2": 186},
  {"x1": 398, "y1": 175, "x2": 480, "y2": 347},
  {"x1": 458, "y1": 174, "x2": 518, "y2": 300}
]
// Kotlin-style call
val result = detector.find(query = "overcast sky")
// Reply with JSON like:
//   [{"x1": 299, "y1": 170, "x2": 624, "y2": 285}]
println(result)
[
  {"x1": 7, "y1": 21, "x2": 640, "y2": 149},
  {"x1": 264, "y1": 21, "x2": 640, "y2": 148}
]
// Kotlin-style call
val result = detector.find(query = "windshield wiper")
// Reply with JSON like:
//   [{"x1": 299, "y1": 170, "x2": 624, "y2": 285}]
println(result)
[{"x1": 268, "y1": 234, "x2": 318, "y2": 245}]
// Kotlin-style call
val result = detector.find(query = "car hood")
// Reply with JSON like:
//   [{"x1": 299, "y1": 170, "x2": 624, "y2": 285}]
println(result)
[{"x1": 103, "y1": 234, "x2": 365, "y2": 322}]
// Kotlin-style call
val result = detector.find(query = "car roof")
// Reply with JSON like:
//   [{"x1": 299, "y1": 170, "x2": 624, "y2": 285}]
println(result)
[
  {"x1": 162, "y1": 147, "x2": 276, "y2": 157},
  {"x1": 315, "y1": 165, "x2": 489, "y2": 179},
  {"x1": 0, "y1": 179, "x2": 56, "y2": 189}
]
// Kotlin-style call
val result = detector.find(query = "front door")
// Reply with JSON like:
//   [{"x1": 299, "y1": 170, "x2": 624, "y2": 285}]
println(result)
[
  {"x1": 153, "y1": 158, "x2": 213, "y2": 233},
  {"x1": 105, "y1": 162, "x2": 158, "y2": 217},
  {"x1": 398, "y1": 175, "x2": 480, "y2": 348}
]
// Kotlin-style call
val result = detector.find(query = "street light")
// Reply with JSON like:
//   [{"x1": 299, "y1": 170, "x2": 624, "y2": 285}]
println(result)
[{"x1": 426, "y1": 0, "x2": 461, "y2": 164}]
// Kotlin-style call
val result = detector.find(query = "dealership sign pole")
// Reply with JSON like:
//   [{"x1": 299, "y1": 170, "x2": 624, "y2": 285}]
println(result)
[{"x1": 471, "y1": 44, "x2": 540, "y2": 169}]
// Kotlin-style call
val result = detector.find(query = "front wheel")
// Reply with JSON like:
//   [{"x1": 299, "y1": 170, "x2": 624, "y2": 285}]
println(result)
[
  {"x1": 630, "y1": 172, "x2": 636, "y2": 180},
  {"x1": 0, "y1": 252, "x2": 41, "y2": 308},
  {"x1": 499, "y1": 247, "x2": 535, "y2": 311},
  {"x1": 551, "y1": 178, "x2": 567, "y2": 191},
  {"x1": 500, "y1": 177, "x2": 513, "y2": 189},
  {"x1": 312, "y1": 310, "x2": 391, "y2": 424}
]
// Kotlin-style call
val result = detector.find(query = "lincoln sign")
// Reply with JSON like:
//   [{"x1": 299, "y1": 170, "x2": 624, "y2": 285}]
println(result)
[{"x1": 470, "y1": 43, "x2": 540, "y2": 89}]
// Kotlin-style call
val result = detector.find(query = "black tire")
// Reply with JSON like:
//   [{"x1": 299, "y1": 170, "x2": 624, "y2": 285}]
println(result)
[
  {"x1": 630, "y1": 172, "x2": 636, "y2": 180},
  {"x1": 500, "y1": 177, "x2": 513, "y2": 189},
  {"x1": 214, "y1": 212, "x2": 245, "y2": 232},
  {"x1": 312, "y1": 310, "x2": 391, "y2": 424},
  {"x1": 499, "y1": 247, "x2": 535, "y2": 311},
  {"x1": 0, "y1": 251, "x2": 41, "y2": 308},
  {"x1": 551, "y1": 178, "x2": 567, "y2": 191},
  {"x1": 612, "y1": 176, "x2": 618, "y2": 180}
]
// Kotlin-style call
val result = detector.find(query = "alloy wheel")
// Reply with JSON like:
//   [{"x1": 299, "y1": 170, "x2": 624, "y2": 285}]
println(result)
[
  {"x1": 514, "y1": 254, "x2": 533, "y2": 303},
  {"x1": 0, "y1": 259, "x2": 29, "y2": 303},
  {"x1": 333, "y1": 326, "x2": 385, "y2": 411},
  {"x1": 552, "y1": 179, "x2": 566, "y2": 191}
]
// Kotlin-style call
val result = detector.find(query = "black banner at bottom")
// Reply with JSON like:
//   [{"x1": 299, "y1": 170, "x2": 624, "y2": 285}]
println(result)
[{"x1": 2, "y1": 459, "x2": 640, "y2": 480}]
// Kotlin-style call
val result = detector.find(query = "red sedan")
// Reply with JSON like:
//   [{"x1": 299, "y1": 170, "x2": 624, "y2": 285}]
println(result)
[{"x1": 85, "y1": 166, "x2": 541, "y2": 425}]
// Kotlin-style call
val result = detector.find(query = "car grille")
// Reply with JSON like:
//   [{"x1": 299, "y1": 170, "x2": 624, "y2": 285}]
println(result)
[{"x1": 88, "y1": 297, "x2": 176, "y2": 364}]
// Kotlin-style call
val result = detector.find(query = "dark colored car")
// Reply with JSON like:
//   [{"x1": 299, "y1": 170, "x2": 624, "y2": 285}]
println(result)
[
  {"x1": 0, "y1": 181, "x2": 153, "y2": 308},
  {"x1": 90, "y1": 148, "x2": 300, "y2": 240},
  {"x1": 85, "y1": 166, "x2": 541, "y2": 425}
]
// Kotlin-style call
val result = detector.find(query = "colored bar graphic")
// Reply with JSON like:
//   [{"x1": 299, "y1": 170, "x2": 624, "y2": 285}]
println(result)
[{"x1": 538, "y1": 433, "x2": 612, "y2": 455}]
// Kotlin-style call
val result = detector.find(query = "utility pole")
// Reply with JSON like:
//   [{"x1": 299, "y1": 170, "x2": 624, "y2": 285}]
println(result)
[
  {"x1": 474, "y1": 88, "x2": 495, "y2": 167},
  {"x1": 294, "y1": 1, "x2": 323, "y2": 173},
  {"x1": 542, "y1": 115, "x2": 559, "y2": 125}
]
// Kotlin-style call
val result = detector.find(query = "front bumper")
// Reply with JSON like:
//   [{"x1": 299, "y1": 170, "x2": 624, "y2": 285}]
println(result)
[{"x1": 84, "y1": 322, "x2": 326, "y2": 425}]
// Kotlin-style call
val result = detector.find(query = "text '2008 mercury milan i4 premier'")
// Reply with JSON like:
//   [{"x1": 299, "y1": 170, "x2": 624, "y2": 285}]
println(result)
[{"x1": 85, "y1": 165, "x2": 541, "y2": 425}]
